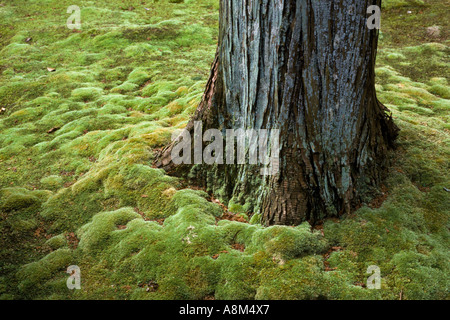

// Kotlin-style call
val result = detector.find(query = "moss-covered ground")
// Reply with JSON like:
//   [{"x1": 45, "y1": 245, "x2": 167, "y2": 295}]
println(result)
[{"x1": 0, "y1": 0, "x2": 448, "y2": 300}]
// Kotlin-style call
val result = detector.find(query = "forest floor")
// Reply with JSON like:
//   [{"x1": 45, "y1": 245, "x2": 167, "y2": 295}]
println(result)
[{"x1": 0, "y1": 0, "x2": 448, "y2": 300}]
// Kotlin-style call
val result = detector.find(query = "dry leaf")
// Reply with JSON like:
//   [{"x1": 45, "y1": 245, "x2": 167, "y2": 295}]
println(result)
[{"x1": 47, "y1": 127, "x2": 60, "y2": 134}]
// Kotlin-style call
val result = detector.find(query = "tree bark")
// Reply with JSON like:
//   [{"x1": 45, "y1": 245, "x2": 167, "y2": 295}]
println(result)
[{"x1": 156, "y1": 0, "x2": 398, "y2": 226}]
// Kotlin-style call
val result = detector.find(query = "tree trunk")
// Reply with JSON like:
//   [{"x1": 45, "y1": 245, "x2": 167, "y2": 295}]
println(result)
[{"x1": 156, "y1": 0, "x2": 398, "y2": 226}]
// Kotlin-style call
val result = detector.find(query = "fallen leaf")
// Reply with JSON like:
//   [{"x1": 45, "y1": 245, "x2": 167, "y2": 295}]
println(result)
[
  {"x1": 47, "y1": 127, "x2": 60, "y2": 134},
  {"x1": 47, "y1": 67, "x2": 56, "y2": 72}
]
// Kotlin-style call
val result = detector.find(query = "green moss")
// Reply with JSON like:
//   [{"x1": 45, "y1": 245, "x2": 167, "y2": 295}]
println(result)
[
  {"x1": 0, "y1": 0, "x2": 448, "y2": 301},
  {"x1": 16, "y1": 248, "x2": 74, "y2": 295},
  {"x1": 77, "y1": 208, "x2": 141, "y2": 254},
  {"x1": 382, "y1": 0, "x2": 425, "y2": 9},
  {"x1": 249, "y1": 213, "x2": 262, "y2": 225},
  {"x1": 110, "y1": 82, "x2": 139, "y2": 94},
  {"x1": 45, "y1": 234, "x2": 68, "y2": 250},
  {"x1": 256, "y1": 257, "x2": 350, "y2": 300},
  {"x1": 0, "y1": 188, "x2": 42, "y2": 212},
  {"x1": 71, "y1": 87, "x2": 103, "y2": 102},
  {"x1": 40, "y1": 175, "x2": 64, "y2": 190},
  {"x1": 228, "y1": 197, "x2": 246, "y2": 214},
  {"x1": 250, "y1": 223, "x2": 328, "y2": 261},
  {"x1": 428, "y1": 84, "x2": 450, "y2": 99}
]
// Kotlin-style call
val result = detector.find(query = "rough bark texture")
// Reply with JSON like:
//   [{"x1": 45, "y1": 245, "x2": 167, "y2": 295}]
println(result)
[{"x1": 157, "y1": 0, "x2": 398, "y2": 226}]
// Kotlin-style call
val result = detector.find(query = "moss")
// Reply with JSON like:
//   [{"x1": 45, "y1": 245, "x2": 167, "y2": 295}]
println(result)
[
  {"x1": 77, "y1": 208, "x2": 141, "y2": 255},
  {"x1": 0, "y1": 188, "x2": 43, "y2": 212},
  {"x1": 388, "y1": 250, "x2": 448, "y2": 299},
  {"x1": 45, "y1": 234, "x2": 68, "y2": 250},
  {"x1": 110, "y1": 82, "x2": 139, "y2": 94},
  {"x1": 127, "y1": 68, "x2": 151, "y2": 86},
  {"x1": 71, "y1": 87, "x2": 103, "y2": 102},
  {"x1": 428, "y1": 84, "x2": 450, "y2": 99},
  {"x1": 16, "y1": 248, "x2": 74, "y2": 295},
  {"x1": 382, "y1": 0, "x2": 425, "y2": 9},
  {"x1": 250, "y1": 223, "x2": 328, "y2": 261},
  {"x1": 97, "y1": 103, "x2": 128, "y2": 115},
  {"x1": 249, "y1": 213, "x2": 262, "y2": 225},
  {"x1": 0, "y1": 0, "x2": 448, "y2": 301},
  {"x1": 228, "y1": 197, "x2": 246, "y2": 214},
  {"x1": 214, "y1": 254, "x2": 260, "y2": 300},
  {"x1": 40, "y1": 175, "x2": 64, "y2": 190}
]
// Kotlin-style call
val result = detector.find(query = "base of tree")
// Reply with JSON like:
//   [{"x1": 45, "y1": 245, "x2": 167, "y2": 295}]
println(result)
[{"x1": 156, "y1": 1, "x2": 399, "y2": 226}]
